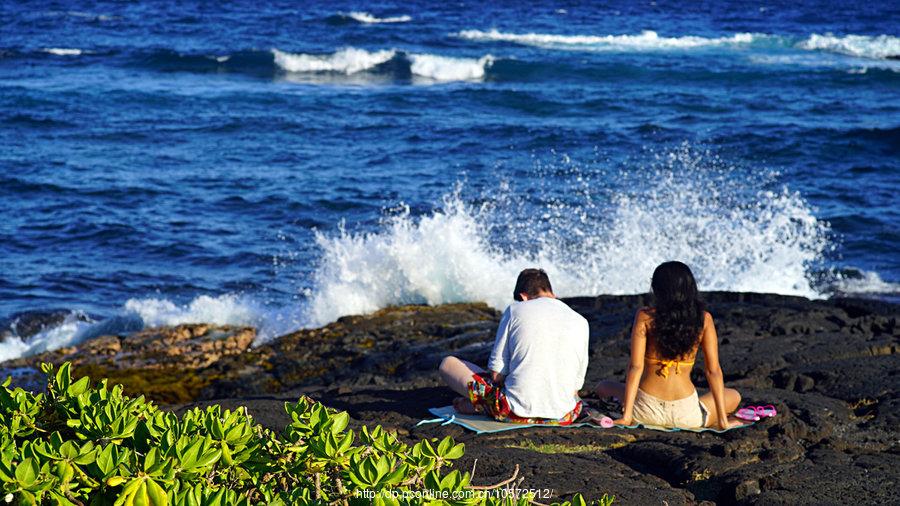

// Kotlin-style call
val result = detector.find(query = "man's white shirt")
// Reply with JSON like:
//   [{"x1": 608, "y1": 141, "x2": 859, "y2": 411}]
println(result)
[{"x1": 488, "y1": 297, "x2": 589, "y2": 419}]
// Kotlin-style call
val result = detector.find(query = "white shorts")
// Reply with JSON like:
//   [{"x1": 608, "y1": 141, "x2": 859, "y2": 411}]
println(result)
[{"x1": 632, "y1": 388, "x2": 709, "y2": 429}]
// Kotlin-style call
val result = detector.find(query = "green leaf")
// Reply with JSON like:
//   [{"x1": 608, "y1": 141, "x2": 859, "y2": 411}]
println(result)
[
  {"x1": 192, "y1": 449, "x2": 221, "y2": 470},
  {"x1": 55, "y1": 461, "x2": 75, "y2": 484},
  {"x1": 15, "y1": 458, "x2": 39, "y2": 487},
  {"x1": 424, "y1": 470, "x2": 441, "y2": 490},
  {"x1": 180, "y1": 439, "x2": 202, "y2": 468},
  {"x1": 375, "y1": 455, "x2": 390, "y2": 481},
  {"x1": 144, "y1": 448, "x2": 159, "y2": 473},
  {"x1": 383, "y1": 463, "x2": 408, "y2": 486},
  {"x1": 146, "y1": 477, "x2": 168, "y2": 506},
  {"x1": 209, "y1": 418, "x2": 224, "y2": 439},
  {"x1": 374, "y1": 495, "x2": 400, "y2": 506},
  {"x1": 59, "y1": 441, "x2": 79, "y2": 459},
  {"x1": 114, "y1": 478, "x2": 142, "y2": 506},
  {"x1": 337, "y1": 431, "x2": 354, "y2": 454},
  {"x1": 67, "y1": 376, "x2": 90, "y2": 397},
  {"x1": 107, "y1": 475, "x2": 128, "y2": 487},
  {"x1": 208, "y1": 488, "x2": 225, "y2": 506},
  {"x1": 330, "y1": 411, "x2": 350, "y2": 433},
  {"x1": 17, "y1": 490, "x2": 37, "y2": 506},
  {"x1": 97, "y1": 445, "x2": 115, "y2": 475},
  {"x1": 74, "y1": 450, "x2": 96, "y2": 465},
  {"x1": 445, "y1": 442, "x2": 465, "y2": 459},
  {"x1": 437, "y1": 436, "x2": 453, "y2": 456},
  {"x1": 134, "y1": 480, "x2": 150, "y2": 506},
  {"x1": 440, "y1": 470, "x2": 457, "y2": 490},
  {"x1": 220, "y1": 443, "x2": 233, "y2": 466},
  {"x1": 56, "y1": 362, "x2": 72, "y2": 393},
  {"x1": 421, "y1": 439, "x2": 436, "y2": 457}
]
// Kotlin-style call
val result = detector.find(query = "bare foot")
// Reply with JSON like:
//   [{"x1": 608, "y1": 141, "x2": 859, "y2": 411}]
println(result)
[{"x1": 453, "y1": 396, "x2": 479, "y2": 415}]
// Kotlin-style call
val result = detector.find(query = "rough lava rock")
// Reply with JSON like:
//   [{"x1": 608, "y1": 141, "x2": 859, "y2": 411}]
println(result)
[
  {"x1": 4, "y1": 293, "x2": 899, "y2": 504},
  {"x1": 1, "y1": 324, "x2": 255, "y2": 403}
]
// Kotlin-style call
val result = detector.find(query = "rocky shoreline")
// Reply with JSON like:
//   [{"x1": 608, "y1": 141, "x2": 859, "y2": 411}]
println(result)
[{"x1": 3, "y1": 292, "x2": 898, "y2": 504}]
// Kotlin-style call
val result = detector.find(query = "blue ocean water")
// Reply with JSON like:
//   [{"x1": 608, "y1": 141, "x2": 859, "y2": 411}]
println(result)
[{"x1": 1, "y1": 1, "x2": 898, "y2": 359}]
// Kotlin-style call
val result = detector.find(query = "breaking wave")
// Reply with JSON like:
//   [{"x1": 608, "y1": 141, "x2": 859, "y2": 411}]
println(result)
[
  {"x1": 344, "y1": 11, "x2": 411, "y2": 24},
  {"x1": 409, "y1": 54, "x2": 494, "y2": 81},
  {"x1": 0, "y1": 311, "x2": 97, "y2": 362},
  {"x1": 458, "y1": 29, "x2": 900, "y2": 61},
  {"x1": 42, "y1": 48, "x2": 83, "y2": 56},
  {"x1": 0, "y1": 294, "x2": 296, "y2": 362},
  {"x1": 305, "y1": 145, "x2": 871, "y2": 325},
  {"x1": 457, "y1": 29, "x2": 760, "y2": 50},
  {"x1": 2, "y1": 147, "x2": 896, "y2": 360},
  {"x1": 272, "y1": 47, "x2": 495, "y2": 82},
  {"x1": 272, "y1": 47, "x2": 396, "y2": 74},
  {"x1": 797, "y1": 33, "x2": 900, "y2": 60}
]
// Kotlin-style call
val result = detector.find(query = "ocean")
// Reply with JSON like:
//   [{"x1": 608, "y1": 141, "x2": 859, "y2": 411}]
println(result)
[{"x1": 1, "y1": 1, "x2": 898, "y2": 360}]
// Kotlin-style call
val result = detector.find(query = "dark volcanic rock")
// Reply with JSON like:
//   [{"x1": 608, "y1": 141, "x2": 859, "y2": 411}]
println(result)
[
  {"x1": 199, "y1": 303, "x2": 500, "y2": 398},
  {"x1": 8, "y1": 293, "x2": 900, "y2": 504}
]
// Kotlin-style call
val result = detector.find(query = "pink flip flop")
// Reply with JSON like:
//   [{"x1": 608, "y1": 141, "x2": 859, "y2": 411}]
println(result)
[
  {"x1": 754, "y1": 405, "x2": 777, "y2": 418},
  {"x1": 582, "y1": 407, "x2": 616, "y2": 428},
  {"x1": 735, "y1": 407, "x2": 760, "y2": 421}
]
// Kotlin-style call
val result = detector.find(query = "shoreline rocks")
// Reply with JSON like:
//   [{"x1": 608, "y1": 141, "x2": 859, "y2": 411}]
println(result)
[
  {"x1": 1, "y1": 323, "x2": 255, "y2": 403},
  {"x1": 3, "y1": 292, "x2": 898, "y2": 504}
]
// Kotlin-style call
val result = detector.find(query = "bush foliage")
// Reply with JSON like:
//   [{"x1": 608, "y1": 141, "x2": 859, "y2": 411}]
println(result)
[{"x1": 0, "y1": 362, "x2": 612, "y2": 505}]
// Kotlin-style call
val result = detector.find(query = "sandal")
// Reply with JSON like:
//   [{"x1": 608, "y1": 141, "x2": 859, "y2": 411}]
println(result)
[
  {"x1": 582, "y1": 407, "x2": 615, "y2": 428},
  {"x1": 735, "y1": 407, "x2": 760, "y2": 422},
  {"x1": 754, "y1": 405, "x2": 777, "y2": 418}
]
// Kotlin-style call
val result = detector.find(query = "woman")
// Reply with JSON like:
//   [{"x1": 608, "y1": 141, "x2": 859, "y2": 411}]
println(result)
[{"x1": 595, "y1": 261, "x2": 743, "y2": 430}]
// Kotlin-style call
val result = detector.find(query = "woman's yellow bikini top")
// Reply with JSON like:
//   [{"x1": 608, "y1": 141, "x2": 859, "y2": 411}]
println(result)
[{"x1": 644, "y1": 355, "x2": 695, "y2": 378}]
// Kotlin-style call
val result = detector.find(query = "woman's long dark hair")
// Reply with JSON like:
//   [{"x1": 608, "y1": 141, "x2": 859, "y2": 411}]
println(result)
[{"x1": 648, "y1": 261, "x2": 706, "y2": 359}]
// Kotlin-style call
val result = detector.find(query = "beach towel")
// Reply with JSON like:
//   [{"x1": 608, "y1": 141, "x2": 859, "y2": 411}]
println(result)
[{"x1": 417, "y1": 406, "x2": 751, "y2": 434}]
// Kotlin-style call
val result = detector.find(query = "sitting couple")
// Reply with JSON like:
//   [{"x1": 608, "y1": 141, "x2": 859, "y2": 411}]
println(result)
[{"x1": 440, "y1": 262, "x2": 743, "y2": 430}]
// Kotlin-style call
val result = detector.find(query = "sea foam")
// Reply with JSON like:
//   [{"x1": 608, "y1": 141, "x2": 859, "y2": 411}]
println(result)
[
  {"x1": 123, "y1": 294, "x2": 261, "y2": 328},
  {"x1": 305, "y1": 146, "x2": 839, "y2": 325},
  {"x1": 797, "y1": 33, "x2": 900, "y2": 60},
  {"x1": 272, "y1": 47, "x2": 494, "y2": 82},
  {"x1": 43, "y1": 48, "x2": 83, "y2": 56},
  {"x1": 457, "y1": 29, "x2": 759, "y2": 50},
  {"x1": 272, "y1": 47, "x2": 396, "y2": 74},
  {"x1": 345, "y1": 11, "x2": 411, "y2": 24},
  {"x1": 458, "y1": 29, "x2": 900, "y2": 62},
  {"x1": 3, "y1": 148, "x2": 896, "y2": 361},
  {"x1": 0, "y1": 294, "x2": 277, "y2": 362},
  {"x1": 409, "y1": 54, "x2": 494, "y2": 81},
  {"x1": 0, "y1": 311, "x2": 94, "y2": 362}
]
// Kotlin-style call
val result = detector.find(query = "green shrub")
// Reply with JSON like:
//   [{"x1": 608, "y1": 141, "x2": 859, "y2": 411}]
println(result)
[{"x1": 0, "y1": 362, "x2": 613, "y2": 505}]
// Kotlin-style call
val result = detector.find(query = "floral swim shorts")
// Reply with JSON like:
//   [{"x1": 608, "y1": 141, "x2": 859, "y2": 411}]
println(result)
[{"x1": 466, "y1": 372, "x2": 583, "y2": 424}]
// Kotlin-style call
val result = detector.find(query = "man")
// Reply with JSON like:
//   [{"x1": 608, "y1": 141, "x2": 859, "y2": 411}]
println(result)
[{"x1": 439, "y1": 268, "x2": 589, "y2": 424}]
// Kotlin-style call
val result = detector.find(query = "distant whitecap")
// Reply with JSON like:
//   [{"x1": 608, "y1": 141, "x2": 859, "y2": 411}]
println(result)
[
  {"x1": 272, "y1": 47, "x2": 396, "y2": 74},
  {"x1": 457, "y1": 29, "x2": 759, "y2": 50},
  {"x1": 408, "y1": 53, "x2": 494, "y2": 81},
  {"x1": 797, "y1": 33, "x2": 900, "y2": 60},
  {"x1": 344, "y1": 11, "x2": 411, "y2": 24},
  {"x1": 43, "y1": 47, "x2": 83, "y2": 56}
]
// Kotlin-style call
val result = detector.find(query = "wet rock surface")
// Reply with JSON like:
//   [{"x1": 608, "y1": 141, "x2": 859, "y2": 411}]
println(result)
[{"x1": 6, "y1": 293, "x2": 899, "y2": 504}]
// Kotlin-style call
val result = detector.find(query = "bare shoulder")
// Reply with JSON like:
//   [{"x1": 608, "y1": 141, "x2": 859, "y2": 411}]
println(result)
[
  {"x1": 703, "y1": 311, "x2": 715, "y2": 327},
  {"x1": 635, "y1": 307, "x2": 653, "y2": 324}
]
